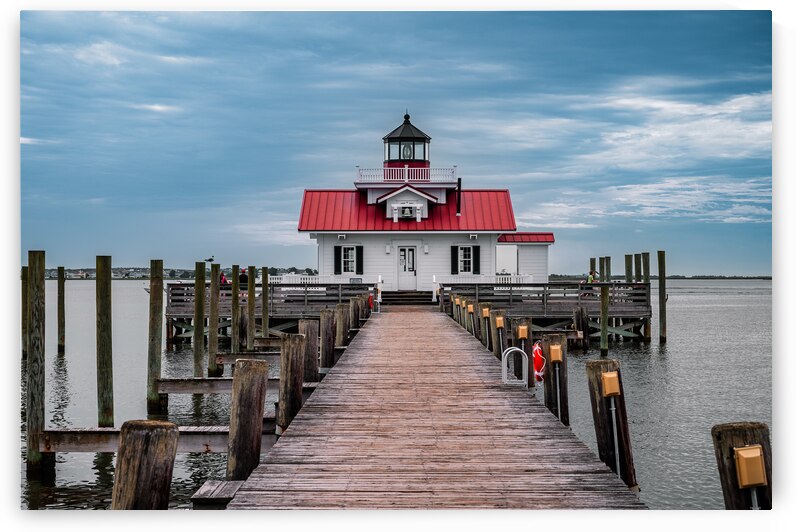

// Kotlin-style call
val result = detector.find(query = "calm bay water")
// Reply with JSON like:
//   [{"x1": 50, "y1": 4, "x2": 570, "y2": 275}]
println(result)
[{"x1": 20, "y1": 279, "x2": 771, "y2": 510}]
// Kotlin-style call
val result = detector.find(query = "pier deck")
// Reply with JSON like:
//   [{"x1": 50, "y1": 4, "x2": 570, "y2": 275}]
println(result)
[{"x1": 227, "y1": 306, "x2": 645, "y2": 509}]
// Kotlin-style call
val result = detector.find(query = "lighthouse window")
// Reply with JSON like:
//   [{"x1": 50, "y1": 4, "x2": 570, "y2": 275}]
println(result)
[
  {"x1": 414, "y1": 142, "x2": 425, "y2": 160},
  {"x1": 389, "y1": 142, "x2": 400, "y2": 160},
  {"x1": 459, "y1": 246, "x2": 473, "y2": 274},
  {"x1": 400, "y1": 142, "x2": 413, "y2": 159},
  {"x1": 342, "y1": 246, "x2": 357, "y2": 273}
]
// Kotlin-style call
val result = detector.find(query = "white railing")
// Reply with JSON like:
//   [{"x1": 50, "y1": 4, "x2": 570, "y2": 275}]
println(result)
[
  {"x1": 434, "y1": 274, "x2": 534, "y2": 285},
  {"x1": 269, "y1": 274, "x2": 382, "y2": 285},
  {"x1": 355, "y1": 167, "x2": 457, "y2": 183}
]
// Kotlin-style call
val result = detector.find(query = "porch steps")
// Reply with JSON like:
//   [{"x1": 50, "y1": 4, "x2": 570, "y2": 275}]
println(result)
[{"x1": 380, "y1": 291, "x2": 435, "y2": 306}]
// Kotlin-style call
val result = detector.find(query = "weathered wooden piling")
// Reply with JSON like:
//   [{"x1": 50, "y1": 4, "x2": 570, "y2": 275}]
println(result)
[
  {"x1": 26, "y1": 251, "x2": 54, "y2": 476},
  {"x1": 590, "y1": 257, "x2": 596, "y2": 276},
  {"x1": 585, "y1": 359, "x2": 638, "y2": 491},
  {"x1": 227, "y1": 359, "x2": 270, "y2": 481},
  {"x1": 605, "y1": 256, "x2": 612, "y2": 282},
  {"x1": 299, "y1": 319, "x2": 319, "y2": 383},
  {"x1": 208, "y1": 263, "x2": 222, "y2": 377},
  {"x1": 21, "y1": 266, "x2": 29, "y2": 359},
  {"x1": 711, "y1": 422, "x2": 772, "y2": 510},
  {"x1": 147, "y1": 260, "x2": 167, "y2": 414},
  {"x1": 642, "y1": 252, "x2": 651, "y2": 342},
  {"x1": 349, "y1": 297, "x2": 358, "y2": 331},
  {"x1": 512, "y1": 317, "x2": 531, "y2": 383},
  {"x1": 334, "y1": 303, "x2": 350, "y2": 347},
  {"x1": 541, "y1": 334, "x2": 569, "y2": 425},
  {"x1": 598, "y1": 257, "x2": 606, "y2": 281},
  {"x1": 261, "y1": 266, "x2": 269, "y2": 337},
  {"x1": 319, "y1": 309, "x2": 335, "y2": 369},
  {"x1": 572, "y1": 306, "x2": 589, "y2": 350},
  {"x1": 277, "y1": 334, "x2": 306, "y2": 435},
  {"x1": 600, "y1": 284, "x2": 609, "y2": 356},
  {"x1": 194, "y1": 261, "x2": 206, "y2": 377},
  {"x1": 634, "y1": 253, "x2": 642, "y2": 283},
  {"x1": 247, "y1": 266, "x2": 256, "y2": 351},
  {"x1": 490, "y1": 309, "x2": 507, "y2": 359},
  {"x1": 624, "y1": 255, "x2": 633, "y2": 283},
  {"x1": 658, "y1": 250, "x2": 667, "y2": 343},
  {"x1": 478, "y1": 302, "x2": 491, "y2": 349},
  {"x1": 96, "y1": 255, "x2": 114, "y2": 428},
  {"x1": 231, "y1": 265, "x2": 240, "y2": 350},
  {"x1": 57, "y1": 266, "x2": 65, "y2": 353},
  {"x1": 110, "y1": 420, "x2": 179, "y2": 510}
]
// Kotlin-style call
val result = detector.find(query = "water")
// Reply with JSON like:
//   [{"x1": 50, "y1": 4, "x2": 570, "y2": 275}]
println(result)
[{"x1": 19, "y1": 279, "x2": 771, "y2": 510}]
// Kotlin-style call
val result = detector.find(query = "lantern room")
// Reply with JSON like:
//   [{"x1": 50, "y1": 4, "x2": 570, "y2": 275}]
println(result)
[{"x1": 383, "y1": 113, "x2": 431, "y2": 169}]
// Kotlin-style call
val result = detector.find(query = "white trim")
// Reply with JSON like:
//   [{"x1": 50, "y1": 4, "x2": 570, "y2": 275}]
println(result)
[{"x1": 375, "y1": 184, "x2": 438, "y2": 204}]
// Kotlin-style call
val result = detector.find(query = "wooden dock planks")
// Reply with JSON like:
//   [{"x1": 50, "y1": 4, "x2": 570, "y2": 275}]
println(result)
[{"x1": 227, "y1": 306, "x2": 645, "y2": 509}]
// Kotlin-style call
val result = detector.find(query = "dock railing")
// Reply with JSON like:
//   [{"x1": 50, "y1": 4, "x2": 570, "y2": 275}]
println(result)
[
  {"x1": 166, "y1": 276, "x2": 378, "y2": 319},
  {"x1": 438, "y1": 280, "x2": 651, "y2": 318}
]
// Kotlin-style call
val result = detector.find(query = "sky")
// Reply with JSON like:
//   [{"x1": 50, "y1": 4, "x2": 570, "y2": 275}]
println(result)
[{"x1": 18, "y1": 10, "x2": 773, "y2": 275}]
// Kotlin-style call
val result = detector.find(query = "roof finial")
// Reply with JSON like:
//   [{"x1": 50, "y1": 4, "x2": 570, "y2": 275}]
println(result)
[{"x1": 404, "y1": 109, "x2": 410, "y2": 122}]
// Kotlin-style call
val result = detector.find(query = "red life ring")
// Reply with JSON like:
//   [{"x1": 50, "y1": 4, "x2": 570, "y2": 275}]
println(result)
[
  {"x1": 532, "y1": 341, "x2": 546, "y2": 382},
  {"x1": 368, "y1": 294, "x2": 373, "y2": 309}
]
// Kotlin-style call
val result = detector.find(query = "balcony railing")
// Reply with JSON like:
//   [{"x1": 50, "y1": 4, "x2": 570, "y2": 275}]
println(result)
[{"x1": 355, "y1": 166, "x2": 457, "y2": 183}]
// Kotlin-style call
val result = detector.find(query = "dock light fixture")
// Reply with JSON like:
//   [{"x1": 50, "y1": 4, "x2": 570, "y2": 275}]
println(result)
[
  {"x1": 495, "y1": 316, "x2": 505, "y2": 329},
  {"x1": 734, "y1": 445, "x2": 767, "y2": 489},
  {"x1": 601, "y1": 371, "x2": 620, "y2": 397},
  {"x1": 455, "y1": 297, "x2": 460, "y2": 306},
  {"x1": 549, "y1": 344, "x2": 563, "y2": 364},
  {"x1": 482, "y1": 308, "x2": 490, "y2": 318},
  {"x1": 517, "y1": 325, "x2": 529, "y2": 340},
  {"x1": 467, "y1": 304, "x2": 474, "y2": 314}
]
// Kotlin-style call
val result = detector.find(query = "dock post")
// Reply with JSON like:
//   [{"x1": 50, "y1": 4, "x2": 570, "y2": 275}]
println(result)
[
  {"x1": 349, "y1": 297, "x2": 360, "y2": 332},
  {"x1": 641, "y1": 252, "x2": 651, "y2": 343},
  {"x1": 657, "y1": 250, "x2": 667, "y2": 343},
  {"x1": 231, "y1": 265, "x2": 240, "y2": 351},
  {"x1": 490, "y1": 309, "x2": 506, "y2": 359},
  {"x1": 711, "y1": 422, "x2": 772, "y2": 510},
  {"x1": 208, "y1": 263, "x2": 222, "y2": 377},
  {"x1": 299, "y1": 319, "x2": 319, "y2": 383},
  {"x1": 21, "y1": 266, "x2": 29, "y2": 359},
  {"x1": 334, "y1": 303, "x2": 349, "y2": 347},
  {"x1": 110, "y1": 420, "x2": 179, "y2": 510},
  {"x1": 193, "y1": 261, "x2": 206, "y2": 377},
  {"x1": 319, "y1": 309, "x2": 335, "y2": 369},
  {"x1": 605, "y1": 256, "x2": 613, "y2": 338},
  {"x1": 598, "y1": 257, "x2": 606, "y2": 281},
  {"x1": 261, "y1": 266, "x2": 269, "y2": 337},
  {"x1": 624, "y1": 254, "x2": 633, "y2": 283},
  {"x1": 634, "y1": 253, "x2": 642, "y2": 282},
  {"x1": 585, "y1": 359, "x2": 639, "y2": 491},
  {"x1": 227, "y1": 359, "x2": 270, "y2": 481},
  {"x1": 600, "y1": 284, "x2": 609, "y2": 356},
  {"x1": 25, "y1": 250, "x2": 54, "y2": 477},
  {"x1": 57, "y1": 266, "x2": 65, "y2": 353},
  {"x1": 573, "y1": 306, "x2": 589, "y2": 351},
  {"x1": 96, "y1": 255, "x2": 114, "y2": 428},
  {"x1": 147, "y1": 259, "x2": 167, "y2": 414},
  {"x1": 478, "y1": 303, "x2": 491, "y2": 349},
  {"x1": 277, "y1": 334, "x2": 306, "y2": 435},
  {"x1": 541, "y1": 334, "x2": 569, "y2": 425},
  {"x1": 512, "y1": 317, "x2": 531, "y2": 383},
  {"x1": 590, "y1": 257, "x2": 596, "y2": 276},
  {"x1": 247, "y1": 266, "x2": 255, "y2": 351}
]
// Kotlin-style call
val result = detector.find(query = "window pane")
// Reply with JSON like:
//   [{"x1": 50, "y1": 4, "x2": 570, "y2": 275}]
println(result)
[
  {"x1": 400, "y1": 142, "x2": 413, "y2": 159},
  {"x1": 459, "y1": 246, "x2": 472, "y2": 273},
  {"x1": 414, "y1": 142, "x2": 425, "y2": 160},
  {"x1": 389, "y1": 142, "x2": 399, "y2": 159},
  {"x1": 343, "y1": 247, "x2": 356, "y2": 273}
]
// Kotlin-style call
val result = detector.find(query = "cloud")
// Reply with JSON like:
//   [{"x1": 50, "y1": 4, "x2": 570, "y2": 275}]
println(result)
[
  {"x1": 129, "y1": 103, "x2": 182, "y2": 113},
  {"x1": 226, "y1": 221, "x2": 315, "y2": 247},
  {"x1": 21, "y1": 137, "x2": 43, "y2": 145},
  {"x1": 74, "y1": 41, "x2": 128, "y2": 66}
]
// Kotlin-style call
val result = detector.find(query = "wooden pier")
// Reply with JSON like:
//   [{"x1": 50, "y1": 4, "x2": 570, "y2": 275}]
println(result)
[{"x1": 226, "y1": 306, "x2": 645, "y2": 509}]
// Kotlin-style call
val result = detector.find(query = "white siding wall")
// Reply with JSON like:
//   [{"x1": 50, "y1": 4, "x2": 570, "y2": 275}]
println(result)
[
  {"x1": 316, "y1": 233, "x2": 498, "y2": 291},
  {"x1": 517, "y1": 245, "x2": 550, "y2": 283}
]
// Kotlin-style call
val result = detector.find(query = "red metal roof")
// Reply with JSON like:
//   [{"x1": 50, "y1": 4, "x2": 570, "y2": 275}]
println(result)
[
  {"x1": 298, "y1": 189, "x2": 516, "y2": 232},
  {"x1": 497, "y1": 232, "x2": 555, "y2": 243}
]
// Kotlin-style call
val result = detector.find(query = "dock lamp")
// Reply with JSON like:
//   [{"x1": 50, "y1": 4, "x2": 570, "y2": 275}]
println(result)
[
  {"x1": 548, "y1": 343, "x2": 564, "y2": 421},
  {"x1": 734, "y1": 445, "x2": 767, "y2": 509},
  {"x1": 495, "y1": 315, "x2": 505, "y2": 355},
  {"x1": 516, "y1": 326, "x2": 529, "y2": 370},
  {"x1": 601, "y1": 370, "x2": 622, "y2": 476},
  {"x1": 466, "y1": 304, "x2": 474, "y2": 333}
]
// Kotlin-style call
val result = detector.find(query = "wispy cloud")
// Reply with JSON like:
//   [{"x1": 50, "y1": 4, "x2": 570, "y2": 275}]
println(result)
[
  {"x1": 129, "y1": 103, "x2": 182, "y2": 113},
  {"x1": 74, "y1": 41, "x2": 128, "y2": 66}
]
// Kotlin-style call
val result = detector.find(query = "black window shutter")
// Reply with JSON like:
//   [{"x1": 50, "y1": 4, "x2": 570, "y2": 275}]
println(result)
[
  {"x1": 473, "y1": 246, "x2": 481, "y2": 274},
  {"x1": 355, "y1": 246, "x2": 364, "y2": 275},
  {"x1": 333, "y1": 246, "x2": 342, "y2": 275},
  {"x1": 451, "y1": 246, "x2": 459, "y2": 275}
]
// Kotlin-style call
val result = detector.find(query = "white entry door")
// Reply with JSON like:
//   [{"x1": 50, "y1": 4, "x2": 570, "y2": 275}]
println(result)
[{"x1": 397, "y1": 246, "x2": 417, "y2": 290}]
